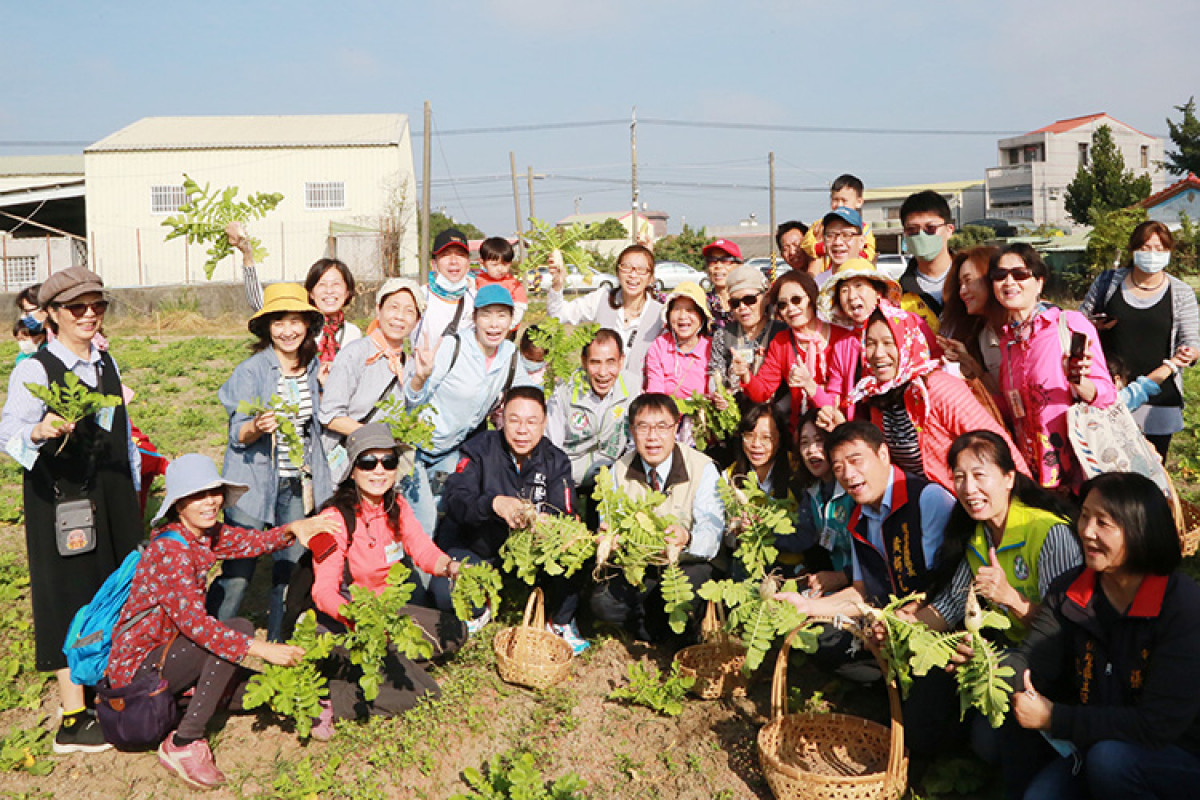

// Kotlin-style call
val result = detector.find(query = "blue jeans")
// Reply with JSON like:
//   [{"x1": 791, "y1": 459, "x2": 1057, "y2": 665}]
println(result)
[
  {"x1": 400, "y1": 463, "x2": 437, "y2": 541},
  {"x1": 1025, "y1": 740, "x2": 1200, "y2": 800},
  {"x1": 206, "y1": 477, "x2": 306, "y2": 642}
]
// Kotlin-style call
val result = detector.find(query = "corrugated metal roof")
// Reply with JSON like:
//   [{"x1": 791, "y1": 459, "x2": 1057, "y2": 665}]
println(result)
[
  {"x1": 87, "y1": 114, "x2": 409, "y2": 152},
  {"x1": 863, "y1": 179, "x2": 984, "y2": 201},
  {"x1": 0, "y1": 154, "x2": 85, "y2": 176}
]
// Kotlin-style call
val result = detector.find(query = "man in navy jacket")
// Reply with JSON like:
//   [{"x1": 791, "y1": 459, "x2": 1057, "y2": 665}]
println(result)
[{"x1": 431, "y1": 386, "x2": 588, "y2": 651}]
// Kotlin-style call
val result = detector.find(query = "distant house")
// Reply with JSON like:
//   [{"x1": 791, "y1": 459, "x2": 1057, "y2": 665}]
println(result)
[
  {"x1": 861, "y1": 180, "x2": 986, "y2": 254},
  {"x1": 555, "y1": 209, "x2": 669, "y2": 241},
  {"x1": 1140, "y1": 173, "x2": 1200, "y2": 229},
  {"x1": 0, "y1": 155, "x2": 87, "y2": 289},
  {"x1": 85, "y1": 114, "x2": 418, "y2": 288},
  {"x1": 985, "y1": 113, "x2": 1165, "y2": 229}
]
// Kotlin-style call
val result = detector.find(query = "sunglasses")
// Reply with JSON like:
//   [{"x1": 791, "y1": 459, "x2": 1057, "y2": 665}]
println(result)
[
  {"x1": 706, "y1": 256, "x2": 740, "y2": 265},
  {"x1": 904, "y1": 222, "x2": 947, "y2": 236},
  {"x1": 989, "y1": 267, "x2": 1035, "y2": 283},
  {"x1": 777, "y1": 294, "x2": 809, "y2": 308},
  {"x1": 355, "y1": 453, "x2": 400, "y2": 471},
  {"x1": 56, "y1": 300, "x2": 109, "y2": 318},
  {"x1": 728, "y1": 293, "x2": 762, "y2": 310}
]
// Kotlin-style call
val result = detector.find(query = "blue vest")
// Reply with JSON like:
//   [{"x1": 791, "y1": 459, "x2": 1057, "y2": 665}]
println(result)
[{"x1": 849, "y1": 469, "x2": 936, "y2": 604}]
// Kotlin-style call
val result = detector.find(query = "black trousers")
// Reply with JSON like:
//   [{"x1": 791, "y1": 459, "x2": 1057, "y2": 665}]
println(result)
[{"x1": 589, "y1": 561, "x2": 714, "y2": 643}]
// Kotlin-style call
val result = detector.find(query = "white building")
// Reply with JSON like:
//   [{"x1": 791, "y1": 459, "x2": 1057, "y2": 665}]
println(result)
[
  {"x1": 985, "y1": 113, "x2": 1165, "y2": 229},
  {"x1": 85, "y1": 114, "x2": 418, "y2": 287},
  {"x1": 861, "y1": 179, "x2": 986, "y2": 232}
]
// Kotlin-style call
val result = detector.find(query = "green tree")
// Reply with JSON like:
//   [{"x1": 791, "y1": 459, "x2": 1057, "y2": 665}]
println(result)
[
  {"x1": 1086, "y1": 206, "x2": 1147, "y2": 273},
  {"x1": 948, "y1": 225, "x2": 996, "y2": 251},
  {"x1": 1166, "y1": 98, "x2": 1200, "y2": 177},
  {"x1": 1173, "y1": 212, "x2": 1200, "y2": 276},
  {"x1": 1064, "y1": 125, "x2": 1153, "y2": 226},
  {"x1": 425, "y1": 210, "x2": 485, "y2": 246},
  {"x1": 584, "y1": 217, "x2": 629, "y2": 240},
  {"x1": 652, "y1": 224, "x2": 709, "y2": 269}
]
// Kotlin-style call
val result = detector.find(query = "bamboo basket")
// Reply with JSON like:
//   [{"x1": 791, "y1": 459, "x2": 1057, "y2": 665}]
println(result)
[
  {"x1": 493, "y1": 588, "x2": 573, "y2": 690},
  {"x1": 674, "y1": 600, "x2": 747, "y2": 699},
  {"x1": 1166, "y1": 473, "x2": 1200, "y2": 557},
  {"x1": 757, "y1": 626, "x2": 907, "y2": 800}
]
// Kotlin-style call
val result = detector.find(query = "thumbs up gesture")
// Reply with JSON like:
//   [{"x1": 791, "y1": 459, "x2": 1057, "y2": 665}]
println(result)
[
  {"x1": 973, "y1": 546, "x2": 1016, "y2": 608},
  {"x1": 1013, "y1": 669, "x2": 1053, "y2": 730}
]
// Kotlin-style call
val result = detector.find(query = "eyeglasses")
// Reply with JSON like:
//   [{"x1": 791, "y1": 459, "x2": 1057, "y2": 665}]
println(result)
[
  {"x1": 988, "y1": 267, "x2": 1035, "y2": 283},
  {"x1": 706, "y1": 256, "x2": 740, "y2": 265},
  {"x1": 823, "y1": 230, "x2": 861, "y2": 242},
  {"x1": 728, "y1": 293, "x2": 762, "y2": 310},
  {"x1": 56, "y1": 300, "x2": 109, "y2": 318},
  {"x1": 778, "y1": 294, "x2": 809, "y2": 308},
  {"x1": 904, "y1": 222, "x2": 947, "y2": 236},
  {"x1": 634, "y1": 421, "x2": 676, "y2": 436},
  {"x1": 741, "y1": 432, "x2": 777, "y2": 445},
  {"x1": 355, "y1": 453, "x2": 400, "y2": 471},
  {"x1": 618, "y1": 263, "x2": 652, "y2": 275}
]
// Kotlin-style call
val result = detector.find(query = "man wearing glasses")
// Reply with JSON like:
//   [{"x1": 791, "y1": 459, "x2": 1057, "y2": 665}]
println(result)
[
  {"x1": 590, "y1": 393, "x2": 725, "y2": 642},
  {"x1": 898, "y1": 190, "x2": 956, "y2": 318},
  {"x1": 816, "y1": 207, "x2": 868, "y2": 286}
]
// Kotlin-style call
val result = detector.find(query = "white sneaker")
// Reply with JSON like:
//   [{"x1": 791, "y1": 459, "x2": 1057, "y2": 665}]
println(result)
[
  {"x1": 466, "y1": 604, "x2": 492, "y2": 636},
  {"x1": 548, "y1": 620, "x2": 590, "y2": 655}
]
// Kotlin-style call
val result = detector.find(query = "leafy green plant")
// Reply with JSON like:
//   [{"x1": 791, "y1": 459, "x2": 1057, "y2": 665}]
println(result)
[
  {"x1": 674, "y1": 386, "x2": 740, "y2": 450},
  {"x1": 608, "y1": 661, "x2": 694, "y2": 717},
  {"x1": 0, "y1": 719, "x2": 53, "y2": 776},
  {"x1": 161, "y1": 174, "x2": 284, "y2": 279},
  {"x1": 242, "y1": 611, "x2": 337, "y2": 739},
  {"x1": 956, "y1": 588, "x2": 1016, "y2": 728},
  {"x1": 24, "y1": 373, "x2": 121, "y2": 453},
  {"x1": 451, "y1": 750, "x2": 588, "y2": 800},
  {"x1": 270, "y1": 754, "x2": 345, "y2": 800},
  {"x1": 519, "y1": 217, "x2": 596, "y2": 277},
  {"x1": 526, "y1": 319, "x2": 600, "y2": 389},
  {"x1": 450, "y1": 562, "x2": 504, "y2": 623},
  {"x1": 719, "y1": 473, "x2": 796, "y2": 579},
  {"x1": 0, "y1": 553, "x2": 48, "y2": 712},
  {"x1": 237, "y1": 396, "x2": 305, "y2": 470},
  {"x1": 375, "y1": 395, "x2": 435, "y2": 451},
  {"x1": 700, "y1": 574, "x2": 814, "y2": 671},
  {"x1": 500, "y1": 513, "x2": 595, "y2": 585},
  {"x1": 340, "y1": 563, "x2": 435, "y2": 701},
  {"x1": 593, "y1": 467, "x2": 677, "y2": 588},
  {"x1": 660, "y1": 562, "x2": 695, "y2": 635}
]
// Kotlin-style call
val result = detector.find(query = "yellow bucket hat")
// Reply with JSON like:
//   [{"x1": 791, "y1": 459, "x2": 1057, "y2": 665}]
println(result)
[
  {"x1": 662, "y1": 281, "x2": 712, "y2": 323},
  {"x1": 248, "y1": 283, "x2": 324, "y2": 336},
  {"x1": 816, "y1": 258, "x2": 903, "y2": 329}
]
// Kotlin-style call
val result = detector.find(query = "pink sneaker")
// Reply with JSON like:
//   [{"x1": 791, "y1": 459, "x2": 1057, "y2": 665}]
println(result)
[
  {"x1": 310, "y1": 699, "x2": 335, "y2": 742},
  {"x1": 157, "y1": 732, "x2": 226, "y2": 789}
]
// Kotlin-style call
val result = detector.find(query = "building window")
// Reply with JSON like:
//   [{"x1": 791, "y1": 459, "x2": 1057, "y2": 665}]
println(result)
[
  {"x1": 305, "y1": 182, "x2": 346, "y2": 210},
  {"x1": 1078, "y1": 143, "x2": 1089, "y2": 167},
  {"x1": 1007, "y1": 149, "x2": 1020, "y2": 166},
  {"x1": 150, "y1": 185, "x2": 187, "y2": 215},
  {"x1": 3, "y1": 256, "x2": 39, "y2": 289},
  {"x1": 1023, "y1": 145, "x2": 1043, "y2": 163},
  {"x1": 1141, "y1": 145, "x2": 1149, "y2": 169}
]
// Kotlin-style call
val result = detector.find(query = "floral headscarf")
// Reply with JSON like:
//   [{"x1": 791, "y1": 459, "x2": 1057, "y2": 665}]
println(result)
[{"x1": 849, "y1": 304, "x2": 939, "y2": 406}]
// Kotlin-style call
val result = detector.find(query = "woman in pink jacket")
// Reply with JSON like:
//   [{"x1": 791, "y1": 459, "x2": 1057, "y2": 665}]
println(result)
[
  {"x1": 992, "y1": 244, "x2": 1115, "y2": 491},
  {"x1": 312, "y1": 423, "x2": 465, "y2": 719},
  {"x1": 644, "y1": 281, "x2": 712, "y2": 398},
  {"x1": 850, "y1": 305, "x2": 1030, "y2": 491}
]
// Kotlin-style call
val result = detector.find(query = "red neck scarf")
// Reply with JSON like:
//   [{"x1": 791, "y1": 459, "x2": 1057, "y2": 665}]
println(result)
[{"x1": 319, "y1": 311, "x2": 345, "y2": 364}]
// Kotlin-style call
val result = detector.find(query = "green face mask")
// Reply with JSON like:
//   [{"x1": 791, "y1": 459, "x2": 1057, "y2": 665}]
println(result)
[{"x1": 905, "y1": 231, "x2": 945, "y2": 261}]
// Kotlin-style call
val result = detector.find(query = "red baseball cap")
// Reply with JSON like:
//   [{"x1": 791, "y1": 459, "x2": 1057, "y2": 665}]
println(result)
[{"x1": 702, "y1": 239, "x2": 742, "y2": 261}]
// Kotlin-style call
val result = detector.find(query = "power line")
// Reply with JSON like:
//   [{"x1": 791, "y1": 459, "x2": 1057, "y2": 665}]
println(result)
[{"x1": 639, "y1": 118, "x2": 1024, "y2": 136}]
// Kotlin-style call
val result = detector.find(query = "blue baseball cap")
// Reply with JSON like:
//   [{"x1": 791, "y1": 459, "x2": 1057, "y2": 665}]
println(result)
[
  {"x1": 822, "y1": 206, "x2": 863, "y2": 232},
  {"x1": 474, "y1": 284, "x2": 514, "y2": 310}
]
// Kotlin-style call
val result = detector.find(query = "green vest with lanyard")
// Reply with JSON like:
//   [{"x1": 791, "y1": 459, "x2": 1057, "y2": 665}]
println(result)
[{"x1": 965, "y1": 499, "x2": 1067, "y2": 643}]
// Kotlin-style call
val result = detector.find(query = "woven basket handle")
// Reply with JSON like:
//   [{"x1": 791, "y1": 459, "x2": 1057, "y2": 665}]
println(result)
[
  {"x1": 699, "y1": 600, "x2": 726, "y2": 640},
  {"x1": 1166, "y1": 471, "x2": 1187, "y2": 538},
  {"x1": 769, "y1": 624, "x2": 811, "y2": 720},
  {"x1": 521, "y1": 587, "x2": 546, "y2": 630}
]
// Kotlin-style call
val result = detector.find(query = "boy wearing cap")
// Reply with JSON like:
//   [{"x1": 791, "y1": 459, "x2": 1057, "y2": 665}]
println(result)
[
  {"x1": 702, "y1": 239, "x2": 742, "y2": 330},
  {"x1": 898, "y1": 190, "x2": 956, "y2": 319},
  {"x1": 413, "y1": 228, "x2": 476, "y2": 351},
  {"x1": 475, "y1": 236, "x2": 527, "y2": 331},
  {"x1": 801, "y1": 175, "x2": 877, "y2": 275}
]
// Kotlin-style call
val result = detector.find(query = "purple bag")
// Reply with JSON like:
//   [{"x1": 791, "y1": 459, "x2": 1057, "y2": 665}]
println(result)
[{"x1": 95, "y1": 635, "x2": 180, "y2": 751}]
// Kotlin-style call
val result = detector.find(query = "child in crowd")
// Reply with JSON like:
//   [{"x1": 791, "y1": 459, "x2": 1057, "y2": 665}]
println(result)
[
  {"x1": 517, "y1": 327, "x2": 548, "y2": 386},
  {"x1": 475, "y1": 236, "x2": 528, "y2": 330},
  {"x1": 801, "y1": 174, "x2": 878, "y2": 273},
  {"x1": 13, "y1": 317, "x2": 46, "y2": 364},
  {"x1": 1109, "y1": 351, "x2": 1193, "y2": 412}
]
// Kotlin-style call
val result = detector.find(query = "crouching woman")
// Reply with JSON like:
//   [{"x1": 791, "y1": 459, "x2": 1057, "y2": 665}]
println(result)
[
  {"x1": 105, "y1": 454, "x2": 336, "y2": 790},
  {"x1": 312, "y1": 423, "x2": 466, "y2": 719}
]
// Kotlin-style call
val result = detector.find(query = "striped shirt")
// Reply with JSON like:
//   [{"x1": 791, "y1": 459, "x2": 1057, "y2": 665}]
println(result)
[
  {"x1": 878, "y1": 399, "x2": 925, "y2": 478},
  {"x1": 275, "y1": 374, "x2": 312, "y2": 477}
]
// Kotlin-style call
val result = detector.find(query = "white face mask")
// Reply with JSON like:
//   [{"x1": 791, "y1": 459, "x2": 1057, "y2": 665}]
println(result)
[
  {"x1": 434, "y1": 272, "x2": 470, "y2": 293},
  {"x1": 520, "y1": 355, "x2": 545, "y2": 375},
  {"x1": 18, "y1": 339, "x2": 37, "y2": 354},
  {"x1": 1132, "y1": 251, "x2": 1170, "y2": 274}
]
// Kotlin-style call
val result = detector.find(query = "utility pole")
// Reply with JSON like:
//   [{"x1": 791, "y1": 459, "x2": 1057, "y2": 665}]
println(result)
[
  {"x1": 527, "y1": 166, "x2": 537, "y2": 222},
  {"x1": 630, "y1": 107, "x2": 639, "y2": 245},
  {"x1": 510, "y1": 151, "x2": 525, "y2": 261},
  {"x1": 768, "y1": 151, "x2": 777, "y2": 273},
  {"x1": 420, "y1": 101, "x2": 432, "y2": 282}
]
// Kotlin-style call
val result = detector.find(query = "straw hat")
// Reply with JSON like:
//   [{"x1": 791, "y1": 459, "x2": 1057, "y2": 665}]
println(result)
[
  {"x1": 248, "y1": 283, "x2": 324, "y2": 337},
  {"x1": 662, "y1": 281, "x2": 711, "y2": 322},
  {"x1": 816, "y1": 259, "x2": 902, "y2": 328}
]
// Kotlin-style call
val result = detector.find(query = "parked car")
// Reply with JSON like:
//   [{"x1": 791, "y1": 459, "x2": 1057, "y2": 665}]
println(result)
[
  {"x1": 745, "y1": 257, "x2": 792, "y2": 282},
  {"x1": 875, "y1": 254, "x2": 908, "y2": 281},
  {"x1": 654, "y1": 261, "x2": 710, "y2": 292},
  {"x1": 523, "y1": 264, "x2": 617, "y2": 294}
]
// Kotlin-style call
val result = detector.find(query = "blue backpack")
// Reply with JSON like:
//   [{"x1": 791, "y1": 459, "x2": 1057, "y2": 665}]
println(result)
[{"x1": 63, "y1": 529, "x2": 186, "y2": 685}]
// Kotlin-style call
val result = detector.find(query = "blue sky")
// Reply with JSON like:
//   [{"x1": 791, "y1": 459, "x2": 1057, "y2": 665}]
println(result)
[{"x1": 4, "y1": 0, "x2": 1195, "y2": 235}]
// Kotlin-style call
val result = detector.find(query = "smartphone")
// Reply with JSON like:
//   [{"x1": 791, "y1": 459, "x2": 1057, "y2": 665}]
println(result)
[{"x1": 1068, "y1": 331, "x2": 1087, "y2": 384}]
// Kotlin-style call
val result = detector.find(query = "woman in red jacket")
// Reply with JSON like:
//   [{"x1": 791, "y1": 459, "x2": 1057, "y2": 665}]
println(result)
[{"x1": 850, "y1": 305, "x2": 1028, "y2": 491}]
